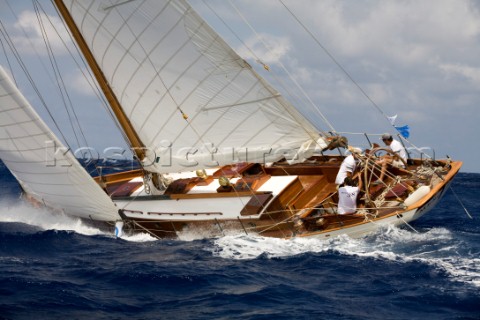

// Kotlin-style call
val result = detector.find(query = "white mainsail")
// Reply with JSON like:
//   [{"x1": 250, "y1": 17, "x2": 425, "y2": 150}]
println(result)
[
  {"x1": 0, "y1": 67, "x2": 119, "y2": 221},
  {"x1": 62, "y1": 0, "x2": 327, "y2": 173}
]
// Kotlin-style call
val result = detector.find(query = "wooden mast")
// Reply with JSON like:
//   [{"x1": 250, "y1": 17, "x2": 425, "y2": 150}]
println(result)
[{"x1": 53, "y1": 0, "x2": 145, "y2": 160}]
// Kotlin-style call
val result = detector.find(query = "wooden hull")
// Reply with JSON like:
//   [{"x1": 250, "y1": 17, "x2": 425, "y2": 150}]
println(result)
[
  {"x1": 121, "y1": 178, "x2": 451, "y2": 240},
  {"x1": 107, "y1": 157, "x2": 461, "y2": 240},
  {"x1": 298, "y1": 179, "x2": 451, "y2": 240}
]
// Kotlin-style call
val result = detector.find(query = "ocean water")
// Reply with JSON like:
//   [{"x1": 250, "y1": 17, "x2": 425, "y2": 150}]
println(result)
[{"x1": 0, "y1": 162, "x2": 479, "y2": 320}]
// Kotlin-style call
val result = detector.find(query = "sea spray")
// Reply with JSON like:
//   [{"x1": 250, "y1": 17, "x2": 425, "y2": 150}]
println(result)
[
  {"x1": 212, "y1": 225, "x2": 480, "y2": 287},
  {"x1": 0, "y1": 200, "x2": 105, "y2": 236}
]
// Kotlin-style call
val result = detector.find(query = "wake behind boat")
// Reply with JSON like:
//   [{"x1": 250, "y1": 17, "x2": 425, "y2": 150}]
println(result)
[{"x1": 0, "y1": 0, "x2": 461, "y2": 240}]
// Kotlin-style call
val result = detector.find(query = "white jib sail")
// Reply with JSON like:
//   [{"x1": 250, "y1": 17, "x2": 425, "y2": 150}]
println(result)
[
  {"x1": 62, "y1": 0, "x2": 327, "y2": 173},
  {"x1": 0, "y1": 66, "x2": 119, "y2": 221}
]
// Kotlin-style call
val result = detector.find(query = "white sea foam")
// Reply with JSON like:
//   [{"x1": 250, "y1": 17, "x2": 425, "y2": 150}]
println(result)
[
  {"x1": 119, "y1": 232, "x2": 157, "y2": 242},
  {"x1": 0, "y1": 200, "x2": 106, "y2": 236},
  {"x1": 0, "y1": 200, "x2": 159, "y2": 242},
  {"x1": 212, "y1": 225, "x2": 480, "y2": 287}
]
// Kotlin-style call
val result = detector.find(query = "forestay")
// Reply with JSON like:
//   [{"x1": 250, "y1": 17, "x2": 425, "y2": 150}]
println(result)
[
  {"x1": 61, "y1": 0, "x2": 327, "y2": 173},
  {"x1": 0, "y1": 67, "x2": 119, "y2": 221}
]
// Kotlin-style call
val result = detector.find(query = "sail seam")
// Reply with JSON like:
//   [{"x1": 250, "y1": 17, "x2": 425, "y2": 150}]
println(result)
[{"x1": 198, "y1": 94, "x2": 281, "y2": 111}]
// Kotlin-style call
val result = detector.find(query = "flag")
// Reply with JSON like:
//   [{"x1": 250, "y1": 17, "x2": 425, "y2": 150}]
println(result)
[
  {"x1": 395, "y1": 125, "x2": 410, "y2": 138},
  {"x1": 387, "y1": 114, "x2": 397, "y2": 125}
]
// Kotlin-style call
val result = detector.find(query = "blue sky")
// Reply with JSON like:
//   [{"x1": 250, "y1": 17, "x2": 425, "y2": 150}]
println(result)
[{"x1": 1, "y1": 0, "x2": 479, "y2": 172}]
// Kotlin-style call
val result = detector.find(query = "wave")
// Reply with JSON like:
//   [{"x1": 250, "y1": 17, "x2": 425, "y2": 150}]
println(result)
[
  {"x1": 0, "y1": 200, "x2": 106, "y2": 236},
  {"x1": 212, "y1": 225, "x2": 480, "y2": 288},
  {"x1": 0, "y1": 200, "x2": 157, "y2": 242},
  {"x1": 2, "y1": 199, "x2": 478, "y2": 287}
]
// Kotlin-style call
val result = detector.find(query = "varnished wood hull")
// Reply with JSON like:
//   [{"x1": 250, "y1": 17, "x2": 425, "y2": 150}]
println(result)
[
  {"x1": 110, "y1": 157, "x2": 461, "y2": 240},
  {"x1": 122, "y1": 176, "x2": 452, "y2": 239}
]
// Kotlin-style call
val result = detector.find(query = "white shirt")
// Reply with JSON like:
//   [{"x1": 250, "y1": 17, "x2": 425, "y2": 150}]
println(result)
[
  {"x1": 390, "y1": 139, "x2": 407, "y2": 161},
  {"x1": 338, "y1": 185, "x2": 359, "y2": 215},
  {"x1": 335, "y1": 155, "x2": 356, "y2": 185}
]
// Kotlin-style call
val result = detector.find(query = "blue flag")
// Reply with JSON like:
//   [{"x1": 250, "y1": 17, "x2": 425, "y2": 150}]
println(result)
[{"x1": 395, "y1": 125, "x2": 410, "y2": 138}]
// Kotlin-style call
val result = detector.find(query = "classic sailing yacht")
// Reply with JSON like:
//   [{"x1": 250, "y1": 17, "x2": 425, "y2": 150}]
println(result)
[{"x1": 0, "y1": 0, "x2": 461, "y2": 239}]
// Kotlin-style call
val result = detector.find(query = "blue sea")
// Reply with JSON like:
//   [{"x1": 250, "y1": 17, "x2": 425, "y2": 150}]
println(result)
[{"x1": 0, "y1": 161, "x2": 479, "y2": 320}]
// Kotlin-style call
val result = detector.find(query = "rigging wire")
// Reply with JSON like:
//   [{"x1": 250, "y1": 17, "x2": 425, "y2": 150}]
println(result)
[
  {"x1": 47, "y1": 0, "x2": 129, "y2": 140},
  {"x1": 0, "y1": 0, "x2": 137, "y2": 177},
  {"x1": 450, "y1": 186, "x2": 473, "y2": 219},
  {"x1": 47, "y1": 0, "x2": 140, "y2": 177},
  {"x1": 278, "y1": 0, "x2": 438, "y2": 159},
  {"x1": 33, "y1": 0, "x2": 83, "y2": 150},
  {"x1": 37, "y1": 0, "x2": 120, "y2": 176},
  {"x1": 2, "y1": 1, "x2": 134, "y2": 177},
  {"x1": 38, "y1": 0, "x2": 112, "y2": 178},
  {"x1": 278, "y1": 0, "x2": 388, "y2": 120},
  {"x1": 45, "y1": 0, "x2": 135, "y2": 154},
  {"x1": 220, "y1": 0, "x2": 336, "y2": 135},
  {"x1": 2, "y1": 0, "x2": 59, "y2": 86},
  {"x1": 0, "y1": 19, "x2": 72, "y2": 148},
  {"x1": 0, "y1": 36, "x2": 18, "y2": 86}
]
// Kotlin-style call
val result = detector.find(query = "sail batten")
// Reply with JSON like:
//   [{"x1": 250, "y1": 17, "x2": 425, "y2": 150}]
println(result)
[
  {"x1": 0, "y1": 67, "x2": 119, "y2": 221},
  {"x1": 60, "y1": 0, "x2": 327, "y2": 173}
]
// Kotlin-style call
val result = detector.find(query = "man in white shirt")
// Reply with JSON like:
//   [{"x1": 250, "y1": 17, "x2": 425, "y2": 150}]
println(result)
[
  {"x1": 335, "y1": 154, "x2": 356, "y2": 186},
  {"x1": 335, "y1": 147, "x2": 362, "y2": 186},
  {"x1": 337, "y1": 176, "x2": 360, "y2": 215},
  {"x1": 374, "y1": 133, "x2": 407, "y2": 184}
]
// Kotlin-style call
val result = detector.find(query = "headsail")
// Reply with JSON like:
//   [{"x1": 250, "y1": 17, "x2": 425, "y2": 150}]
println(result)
[
  {"x1": 0, "y1": 66, "x2": 119, "y2": 221},
  {"x1": 59, "y1": 0, "x2": 327, "y2": 173}
]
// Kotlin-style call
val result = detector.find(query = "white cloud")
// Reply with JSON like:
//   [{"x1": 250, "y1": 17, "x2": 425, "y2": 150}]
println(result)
[
  {"x1": 299, "y1": 0, "x2": 480, "y2": 63},
  {"x1": 439, "y1": 64, "x2": 480, "y2": 87},
  {"x1": 12, "y1": 10, "x2": 71, "y2": 56},
  {"x1": 235, "y1": 33, "x2": 291, "y2": 65}
]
